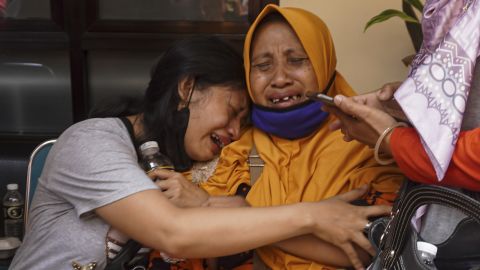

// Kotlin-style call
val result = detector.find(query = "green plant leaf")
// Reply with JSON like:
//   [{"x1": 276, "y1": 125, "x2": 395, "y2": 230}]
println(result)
[
  {"x1": 402, "y1": 1, "x2": 423, "y2": 52},
  {"x1": 403, "y1": 0, "x2": 424, "y2": 12},
  {"x1": 364, "y1": 9, "x2": 420, "y2": 32}
]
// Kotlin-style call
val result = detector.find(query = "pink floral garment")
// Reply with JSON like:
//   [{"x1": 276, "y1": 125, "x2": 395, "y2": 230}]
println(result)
[{"x1": 395, "y1": 0, "x2": 480, "y2": 180}]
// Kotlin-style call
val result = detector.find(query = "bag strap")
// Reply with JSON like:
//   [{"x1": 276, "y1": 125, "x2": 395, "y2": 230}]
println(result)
[
  {"x1": 379, "y1": 184, "x2": 480, "y2": 269},
  {"x1": 248, "y1": 143, "x2": 264, "y2": 186},
  {"x1": 104, "y1": 118, "x2": 145, "y2": 270},
  {"x1": 235, "y1": 142, "x2": 265, "y2": 198},
  {"x1": 247, "y1": 143, "x2": 272, "y2": 270},
  {"x1": 119, "y1": 116, "x2": 141, "y2": 162}
]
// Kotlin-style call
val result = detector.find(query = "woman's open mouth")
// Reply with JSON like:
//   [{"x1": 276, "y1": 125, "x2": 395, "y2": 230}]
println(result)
[
  {"x1": 270, "y1": 94, "x2": 302, "y2": 104},
  {"x1": 210, "y1": 133, "x2": 226, "y2": 150},
  {"x1": 268, "y1": 93, "x2": 305, "y2": 108}
]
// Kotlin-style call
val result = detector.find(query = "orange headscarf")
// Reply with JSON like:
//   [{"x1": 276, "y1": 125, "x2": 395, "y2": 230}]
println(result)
[
  {"x1": 202, "y1": 4, "x2": 403, "y2": 270},
  {"x1": 244, "y1": 4, "x2": 355, "y2": 102}
]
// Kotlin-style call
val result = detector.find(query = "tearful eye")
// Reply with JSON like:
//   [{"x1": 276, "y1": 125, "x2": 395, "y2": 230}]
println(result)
[
  {"x1": 253, "y1": 62, "x2": 272, "y2": 71},
  {"x1": 288, "y1": 57, "x2": 309, "y2": 66}
]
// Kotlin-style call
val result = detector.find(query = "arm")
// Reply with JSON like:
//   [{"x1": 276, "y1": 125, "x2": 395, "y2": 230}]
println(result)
[
  {"x1": 155, "y1": 173, "x2": 378, "y2": 266},
  {"x1": 390, "y1": 127, "x2": 480, "y2": 190},
  {"x1": 273, "y1": 235, "x2": 371, "y2": 267},
  {"x1": 204, "y1": 195, "x2": 250, "y2": 207},
  {"x1": 95, "y1": 186, "x2": 390, "y2": 270},
  {"x1": 327, "y1": 95, "x2": 480, "y2": 190},
  {"x1": 152, "y1": 169, "x2": 249, "y2": 208},
  {"x1": 266, "y1": 140, "x2": 401, "y2": 267}
]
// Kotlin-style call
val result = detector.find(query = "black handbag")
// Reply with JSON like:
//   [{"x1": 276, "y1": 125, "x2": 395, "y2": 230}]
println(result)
[{"x1": 368, "y1": 181, "x2": 480, "y2": 270}]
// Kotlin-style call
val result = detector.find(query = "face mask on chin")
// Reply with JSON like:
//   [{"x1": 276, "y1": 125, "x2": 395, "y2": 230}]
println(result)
[
  {"x1": 251, "y1": 71, "x2": 336, "y2": 140},
  {"x1": 251, "y1": 100, "x2": 329, "y2": 139}
]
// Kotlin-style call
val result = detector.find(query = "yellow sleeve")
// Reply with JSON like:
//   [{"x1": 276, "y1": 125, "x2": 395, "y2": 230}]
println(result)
[{"x1": 200, "y1": 128, "x2": 253, "y2": 196}]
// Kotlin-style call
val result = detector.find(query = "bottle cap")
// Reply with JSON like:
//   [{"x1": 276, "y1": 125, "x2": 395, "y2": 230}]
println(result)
[
  {"x1": 139, "y1": 141, "x2": 159, "y2": 152},
  {"x1": 417, "y1": 241, "x2": 438, "y2": 256},
  {"x1": 6, "y1": 184, "x2": 18, "y2": 191}
]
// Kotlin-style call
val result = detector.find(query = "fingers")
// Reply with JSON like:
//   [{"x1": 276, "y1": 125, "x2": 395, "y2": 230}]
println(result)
[
  {"x1": 147, "y1": 168, "x2": 177, "y2": 181},
  {"x1": 156, "y1": 179, "x2": 184, "y2": 205},
  {"x1": 339, "y1": 243, "x2": 366, "y2": 270},
  {"x1": 362, "y1": 204, "x2": 392, "y2": 218},
  {"x1": 155, "y1": 176, "x2": 187, "y2": 190},
  {"x1": 343, "y1": 134, "x2": 353, "y2": 142},
  {"x1": 329, "y1": 119, "x2": 342, "y2": 131},
  {"x1": 334, "y1": 185, "x2": 368, "y2": 202},
  {"x1": 155, "y1": 179, "x2": 171, "y2": 191},
  {"x1": 334, "y1": 95, "x2": 372, "y2": 121},
  {"x1": 334, "y1": 95, "x2": 398, "y2": 136},
  {"x1": 352, "y1": 232, "x2": 375, "y2": 257},
  {"x1": 351, "y1": 95, "x2": 368, "y2": 105},
  {"x1": 328, "y1": 116, "x2": 354, "y2": 142},
  {"x1": 377, "y1": 81, "x2": 402, "y2": 101},
  {"x1": 327, "y1": 106, "x2": 357, "y2": 130}
]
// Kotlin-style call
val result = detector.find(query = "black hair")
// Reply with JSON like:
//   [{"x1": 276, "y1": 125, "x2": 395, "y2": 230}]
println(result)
[{"x1": 90, "y1": 36, "x2": 246, "y2": 170}]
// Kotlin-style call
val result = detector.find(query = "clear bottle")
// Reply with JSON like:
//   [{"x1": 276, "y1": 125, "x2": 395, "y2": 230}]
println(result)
[
  {"x1": 417, "y1": 241, "x2": 437, "y2": 266},
  {"x1": 3, "y1": 183, "x2": 24, "y2": 239},
  {"x1": 138, "y1": 141, "x2": 183, "y2": 264},
  {"x1": 139, "y1": 141, "x2": 174, "y2": 173}
]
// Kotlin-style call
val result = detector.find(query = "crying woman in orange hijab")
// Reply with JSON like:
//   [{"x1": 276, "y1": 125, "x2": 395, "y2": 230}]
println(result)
[{"x1": 202, "y1": 4, "x2": 404, "y2": 270}]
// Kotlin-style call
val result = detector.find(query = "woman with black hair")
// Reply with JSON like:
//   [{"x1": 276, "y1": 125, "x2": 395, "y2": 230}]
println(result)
[{"x1": 10, "y1": 36, "x2": 388, "y2": 270}]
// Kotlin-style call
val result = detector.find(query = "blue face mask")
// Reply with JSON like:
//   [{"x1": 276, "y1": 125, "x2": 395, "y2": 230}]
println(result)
[
  {"x1": 251, "y1": 100, "x2": 329, "y2": 140},
  {"x1": 251, "y1": 72, "x2": 336, "y2": 140}
]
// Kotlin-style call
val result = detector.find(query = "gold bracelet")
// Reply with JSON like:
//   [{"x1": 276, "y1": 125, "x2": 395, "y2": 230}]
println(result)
[{"x1": 374, "y1": 122, "x2": 408, "y2": 165}]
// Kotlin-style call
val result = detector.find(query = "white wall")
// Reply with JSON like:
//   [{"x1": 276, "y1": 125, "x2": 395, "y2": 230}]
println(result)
[{"x1": 280, "y1": 0, "x2": 416, "y2": 93}]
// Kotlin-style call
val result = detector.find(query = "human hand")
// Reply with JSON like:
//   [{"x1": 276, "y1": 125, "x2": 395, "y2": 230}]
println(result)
[
  {"x1": 326, "y1": 95, "x2": 398, "y2": 154},
  {"x1": 377, "y1": 82, "x2": 410, "y2": 122},
  {"x1": 308, "y1": 185, "x2": 391, "y2": 270},
  {"x1": 336, "y1": 81, "x2": 401, "y2": 113},
  {"x1": 347, "y1": 81, "x2": 403, "y2": 110},
  {"x1": 376, "y1": 81, "x2": 402, "y2": 101},
  {"x1": 148, "y1": 168, "x2": 210, "y2": 208},
  {"x1": 343, "y1": 82, "x2": 406, "y2": 121},
  {"x1": 324, "y1": 94, "x2": 379, "y2": 144}
]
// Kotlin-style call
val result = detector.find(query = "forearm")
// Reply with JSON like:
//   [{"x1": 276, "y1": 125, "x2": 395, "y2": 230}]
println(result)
[
  {"x1": 203, "y1": 195, "x2": 250, "y2": 207},
  {"x1": 98, "y1": 187, "x2": 384, "y2": 270},
  {"x1": 97, "y1": 190, "x2": 313, "y2": 258},
  {"x1": 273, "y1": 234, "x2": 371, "y2": 267},
  {"x1": 157, "y1": 203, "x2": 312, "y2": 258}
]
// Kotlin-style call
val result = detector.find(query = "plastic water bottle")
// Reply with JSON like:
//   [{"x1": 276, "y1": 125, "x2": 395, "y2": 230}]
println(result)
[
  {"x1": 417, "y1": 241, "x2": 437, "y2": 266},
  {"x1": 139, "y1": 141, "x2": 174, "y2": 173},
  {"x1": 3, "y1": 183, "x2": 24, "y2": 239},
  {"x1": 138, "y1": 141, "x2": 182, "y2": 263}
]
